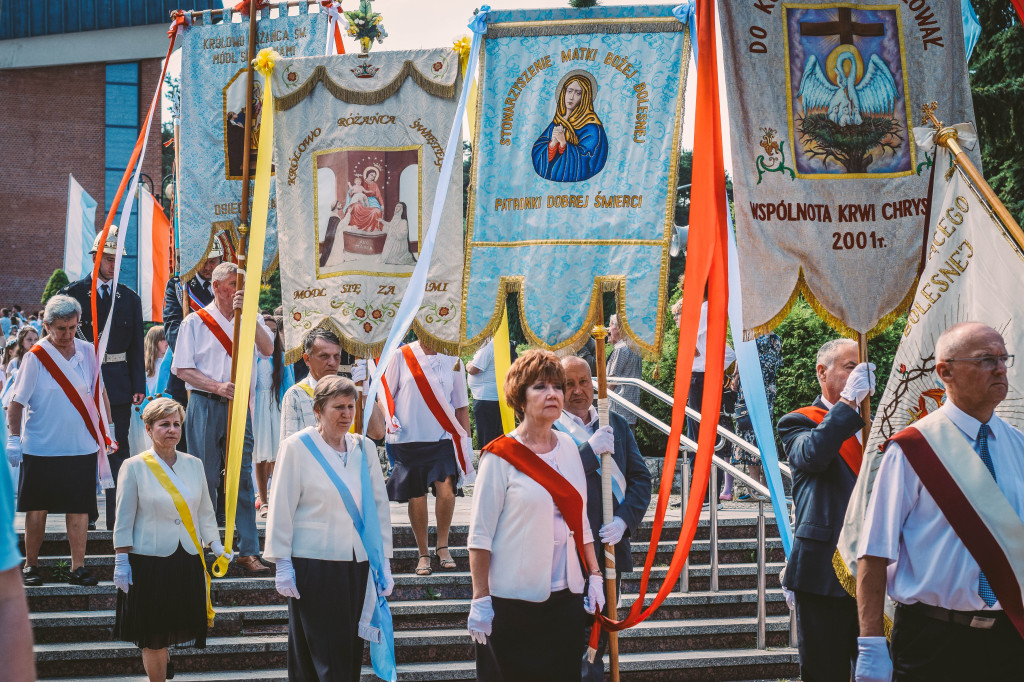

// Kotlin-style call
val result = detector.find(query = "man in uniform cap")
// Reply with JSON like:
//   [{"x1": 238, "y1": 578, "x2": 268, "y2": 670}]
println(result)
[{"x1": 59, "y1": 228, "x2": 145, "y2": 530}]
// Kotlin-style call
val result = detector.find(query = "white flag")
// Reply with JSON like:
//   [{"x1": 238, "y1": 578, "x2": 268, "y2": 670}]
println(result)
[{"x1": 64, "y1": 174, "x2": 97, "y2": 281}]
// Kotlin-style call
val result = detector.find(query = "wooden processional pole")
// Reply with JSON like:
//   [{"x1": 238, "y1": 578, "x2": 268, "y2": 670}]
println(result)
[
  {"x1": 592, "y1": 305, "x2": 620, "y2": 682},
  {"x1": 856, "y1": 333, "x2": 871, "y2": 446}
]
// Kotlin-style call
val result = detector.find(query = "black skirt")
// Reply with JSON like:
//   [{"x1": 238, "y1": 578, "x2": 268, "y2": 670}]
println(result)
[
  {"x1": 476, "y1": 589, "x2": 587, "y2": 682},
  {"x1": 114, "y1": 543, "x2": 208, "y2": 650},
  {"x1": 18, "y1": 452, "x2": 98, "y2": 514},
  {"x1": 385, "y1": 440, "x2": 463, "y2": 502}
]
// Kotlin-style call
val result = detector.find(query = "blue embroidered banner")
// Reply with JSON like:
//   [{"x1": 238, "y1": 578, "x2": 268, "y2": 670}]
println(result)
[
  {"x1": 177, "y1": 7, "x2": 327, "y2": 281},
  {"x1": 461, "y1": 5, "x2": 691, "y2": 357}
]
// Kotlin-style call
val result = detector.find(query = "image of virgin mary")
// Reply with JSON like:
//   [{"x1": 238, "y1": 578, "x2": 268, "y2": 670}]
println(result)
[{"x1": 531, "y1": 72, "x2": 608, "y2": 183}]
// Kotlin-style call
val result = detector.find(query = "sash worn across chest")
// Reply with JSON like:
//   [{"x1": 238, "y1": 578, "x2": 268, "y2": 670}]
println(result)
[
  {"x1": 195, "y1": 308, "x2": 232, "y2": 356},
  {"x1": 792, "y1": 406, "x2": 862, "y2": 475},
  {"x1": 400, "y1": 345, "x2": 472, "y2": 477},
  {"x1": 554, "y1": 412, "x2": 625, "y2": 504},
  {"x1": 29, "y1": 345, "x2": 111, "y2": 453}
]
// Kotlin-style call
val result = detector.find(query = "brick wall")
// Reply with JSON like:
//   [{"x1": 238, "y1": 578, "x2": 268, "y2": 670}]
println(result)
[{"x1": 0, "y1": 57, "x2": 162, "y2": 311}]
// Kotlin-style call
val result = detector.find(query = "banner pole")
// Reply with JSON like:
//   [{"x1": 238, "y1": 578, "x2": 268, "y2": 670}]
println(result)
[
  {"x1": 172, "y1": 119, "x2": 183, "y2": 281},
  {"x1": 592, "y1": 303, "x2": 620, "y2": 682},
  {"x1": 857, "y1": 333, "x2": 871, "y2": 448}
]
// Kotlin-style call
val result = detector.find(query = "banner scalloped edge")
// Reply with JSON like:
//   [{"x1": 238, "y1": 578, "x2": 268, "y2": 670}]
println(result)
[
  {"x1": 179, "y1": 226, "x2": 278, "y2": 285},
  {"x1": 832, "y1": 549, "x2": 893, "y2": 639}
]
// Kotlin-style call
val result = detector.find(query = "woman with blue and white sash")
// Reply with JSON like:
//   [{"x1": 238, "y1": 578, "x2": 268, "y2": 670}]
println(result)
[{"x1": 266, "y1": 375, "x2": 394, "y2": 681}]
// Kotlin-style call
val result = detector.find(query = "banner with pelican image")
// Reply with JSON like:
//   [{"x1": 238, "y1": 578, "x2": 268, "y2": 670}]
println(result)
[
  {"x1": 461, "y1": 5, "x2": 691, "y2": 357},
  {"x1": 269, "y1": 48, "x2": 464, "y2": 361},
  {"x1": 177, "y1": 5, "x2": 327, "y2": 282},
  {"x1": 719, "y1": 0, "x2": 978, "y2": 339}
]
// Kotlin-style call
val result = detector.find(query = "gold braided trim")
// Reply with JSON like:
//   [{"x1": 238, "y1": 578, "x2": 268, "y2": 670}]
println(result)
[
  {"x1": 487, "y1": 17, "x2": 686, "y2": 39},
  {"x1": 832, "y1": 549, "x2": 893, "y2": 639},
  {"x1": 180, "y1": 223, "x2": 277, "y2": 285},
  {"x1": 283, "y1": 316, "x2": 461, "y2": 366},
  {"x1": 275, "y1": 57, "x2": 458, "y2": 111},
  {"x1": 743, "y1": 268, "x2": 917, "y2": 343}
]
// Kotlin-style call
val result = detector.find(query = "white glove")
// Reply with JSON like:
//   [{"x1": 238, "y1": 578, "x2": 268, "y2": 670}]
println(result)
[
  {"x1": 377, "y1": 560, "x2": 395, "y2": 598},
  {"x1": 210, "y1": 541, "x2": 237, "y2": 563},
  {"x1": 467, "y1": 595, "x2": 494, "y2": 644},
  {"x1": 583, "y1": 574, "x2": 606, "y2": 615},
  {"x1": 6, "y1": 435, "x2": 22, "y2": 467},
  {"x1": 587, "y1": 425, "x2": 615, "y2": 456},
  {"x1": 782, "y1": 584, "x2": 796, "y2": 611},
  {"x1": 113, "y1": 553, "x2": 133, "y2": 593},
  {"x1": 275, "y1": 557, "x2": 301, "y2": 599},
  {"x1": 855, "y1": 636, "x2": 893, "y2": 682},
  {"x1": 599, "y1": 516, "x2": 627, "y2": 546},
  {"x1": 350, "y1": 359, "x2": 368, "y2": 384},
  {"x1": 840, "y1": 362, "x2": 877, "y2": 406}
]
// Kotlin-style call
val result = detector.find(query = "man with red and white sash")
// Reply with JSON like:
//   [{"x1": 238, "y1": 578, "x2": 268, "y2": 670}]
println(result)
[
  {"x1": 383, "y1": 340, "x2": 473, "y2": 576},
  {"x1": 856, "y1": 323, "x2": 1024, "y2": 681},
  {"x1": 171, "y1": 262, "x2": 274, "y2": 575}
]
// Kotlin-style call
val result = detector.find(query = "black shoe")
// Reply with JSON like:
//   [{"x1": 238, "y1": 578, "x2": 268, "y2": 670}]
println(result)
[
  {"x1": 166, "y1": 659, "x2": 175, "y2": 679},
  {"x1": 68, "y1": 566, "x2": 99, "y2": 586},
  {"x1": 217, "y1": 514, "x2": 226, "y2": 526},
  {"x1": 88, "y1": 522, "x2": 96, "y2": 531},
  {"x1": 22, "y1": 566, "x2": 43, "y2": 587}
]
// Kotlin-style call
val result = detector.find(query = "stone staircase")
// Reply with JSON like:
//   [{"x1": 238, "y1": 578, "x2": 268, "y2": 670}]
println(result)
[{"x1": 23, "y1": 510, "x2": 799, "y2": 681}]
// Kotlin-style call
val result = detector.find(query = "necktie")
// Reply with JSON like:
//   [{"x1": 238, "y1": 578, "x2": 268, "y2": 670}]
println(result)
[
  {"x1": 202, "y1": 281, "x2": 212, "y2": 299},
  {"x1": 100, "y1": 283, "x2": 110, "y2": 300},
  {"x1": 976, "y1": 423, "x2": 997, "y2": 606}
]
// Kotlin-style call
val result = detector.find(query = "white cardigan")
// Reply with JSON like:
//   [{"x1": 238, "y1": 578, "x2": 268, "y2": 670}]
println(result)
[
  {"x1": 468, "y1": 431, "x2": 593, "y2": 602},
  {"x1": 113, "y1": 452, "x2": 220, "y2": 557},
  {"x1": 265, "y1": 428, "x2": 393, "y2": 562}
]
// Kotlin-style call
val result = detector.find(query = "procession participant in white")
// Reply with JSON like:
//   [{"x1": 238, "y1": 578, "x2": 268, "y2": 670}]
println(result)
[
  {"x1": 266, "y1": 376, "x2": 393, "y2": 682},
  {"x1": 253, "y1": 315, "x2": 286, "y2": 517},
  {"x1": 384, "y1": 340, "x2": 472, "y2": 575},
  {"x1": 171, "y1": 262, "x2": 273, "y2": 575},
  {"x1": 856, "y1": 323, "x2": 1024, "y2": 682},
  {"x1": 6, "y1": 295, "x2": 115, "y2": 587},
  {"x1": 112, "y1": 398, "x2": 231, "y2": 682},
  {"x1": 468, "y1": 350, "x2": 604, "y2": 682}
]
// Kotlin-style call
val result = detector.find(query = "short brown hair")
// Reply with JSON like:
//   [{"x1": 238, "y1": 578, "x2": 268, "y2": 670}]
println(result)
[
  {"x1": 504, "y1": 349, "x2": 565, "y2": 418},
  {"x1": 312, "y1": 375, "x2": 358, "y2": 416},
  {"x1": 141, "y1": 397, "x2": 185, "y2": 427}
]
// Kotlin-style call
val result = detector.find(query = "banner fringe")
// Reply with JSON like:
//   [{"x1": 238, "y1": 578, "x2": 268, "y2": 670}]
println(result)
[
  {"x1": 284, "y1": 318, "x2": 460, "y2": 366},
  {"x1": 487, "y1": 19, "x2": 685, "y2": 39},
  {"x1": 832, "y1": 549, "x2": 893, "y2": 639}
]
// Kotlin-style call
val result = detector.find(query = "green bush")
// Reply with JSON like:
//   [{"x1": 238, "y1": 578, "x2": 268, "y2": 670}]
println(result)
[{"x1": 41, "y1": 269, "x2": 70, "y2": 305}]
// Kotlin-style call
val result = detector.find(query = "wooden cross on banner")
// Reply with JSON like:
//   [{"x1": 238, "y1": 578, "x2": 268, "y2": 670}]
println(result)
[{"x1": 800, "y1": 7, "x2": 884, "y2": 44}]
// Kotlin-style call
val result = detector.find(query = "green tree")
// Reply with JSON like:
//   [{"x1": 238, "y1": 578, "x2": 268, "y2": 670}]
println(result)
[
  {"x1": 971, "y1": 0, "x2": 1024, "y2": 222},
  {"x1": 41, "y1": 269, "x2": 70, "y2": 305},
  {"x1": 259, "y1": 269, "x2": 283, "y2": 313}
]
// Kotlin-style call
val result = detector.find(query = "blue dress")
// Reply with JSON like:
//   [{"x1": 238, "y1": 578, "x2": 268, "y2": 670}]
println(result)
[{"x1": 531, "y1": 121, "x2": 608, "y2": 182}]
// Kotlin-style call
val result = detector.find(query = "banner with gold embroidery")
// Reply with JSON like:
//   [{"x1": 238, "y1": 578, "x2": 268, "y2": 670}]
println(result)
[
  {"x1": 269, "y1": 48, "x2": 464, "y2": 361},
  {"x1": 461, "y1": 5, "x2": 691, "y2": 358},
  {"x1": 178, "y1": 7, "x2": 327, "y2": 281},
  {"x1": 720, "y1": 0, "x2": 978, "y2": 339}
]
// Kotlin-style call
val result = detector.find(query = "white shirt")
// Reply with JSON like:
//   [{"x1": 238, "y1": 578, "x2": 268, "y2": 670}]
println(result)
[
  {"x1": 535, "y1": 443, "x2": 571, "y2": 591},
  {"x1": 11, "y1": 338, "x2": 101, "y2": 456},
  {"x1": 384, "y1": 343, "x2": 469, "y2": 444},
  {"x1": 858, "y1": 401, "x2": 1024, "y2": 611},
  {"x1": 171, "y1": 303, "x2": 270, "y2": 390},
  {"x1": 280, "y1": 375, "x2": 317, "y2": 442},
  {"x1": 467, "y1": 340, "x2": 498, "y2": 401},
  {"x1": 566, "y1": 406, "x2": 599, "y2": 435},
  {"x1": 692, "y1": 301, "x2": 737, "y2": 372}
]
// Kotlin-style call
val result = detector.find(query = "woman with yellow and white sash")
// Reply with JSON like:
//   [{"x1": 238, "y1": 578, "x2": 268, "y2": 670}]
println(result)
[
  {"x1": 113, "y1": 398, "x2": 230, "y2": 681},
  {"x1": 266, "y1": 376, "x2": 394, "y2": 682}
]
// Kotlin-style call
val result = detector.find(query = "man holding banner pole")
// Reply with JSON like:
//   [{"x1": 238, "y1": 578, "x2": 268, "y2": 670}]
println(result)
[{"x1": 855, "y1": 322, "x2": 1024, "y2": 681}]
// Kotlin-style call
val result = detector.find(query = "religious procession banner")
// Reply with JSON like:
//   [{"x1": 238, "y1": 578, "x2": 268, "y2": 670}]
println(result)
[
  {"x1": 178, "y1": 6, "x2": 327, "y2": 281},
  {"x1": 461, "y1": 5, "x2": 690, "y2": 357},
  {"x1": 719, "y1": 0, "x2": 979, "y2": 339},
  {"x1": 835, "y1": 125, "x2": 1024, "y2": 617},
  {"x1": 270, "y1": 48, "x2": 464, "y2": 361}
]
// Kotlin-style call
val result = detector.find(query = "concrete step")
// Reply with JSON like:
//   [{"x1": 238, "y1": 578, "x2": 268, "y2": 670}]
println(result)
[
  {"x1": 34, "y1": 617, "x2": 794, "y2": 677},
  {"x1": 29, "y1": 589, "x2": 793, "y2": 642}
]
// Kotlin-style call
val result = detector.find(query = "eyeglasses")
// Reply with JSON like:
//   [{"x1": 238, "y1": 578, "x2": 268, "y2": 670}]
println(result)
[{"x1": 945, "y1": 354, "x2": 1015, "y2": 371}]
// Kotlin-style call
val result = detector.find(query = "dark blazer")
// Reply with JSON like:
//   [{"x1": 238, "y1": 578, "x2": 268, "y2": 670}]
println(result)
[
  {"x1": 576, "y1": 411, "x2": 652, "y2": 573},
  {"x1": 162, "y1": 276, "x2": 215, "y2": 402},
  {"x1": 778, "y1": 397, "x2": 864, "y2": 597},
  {"x1": 60, "y1": 278, "x2": 145, "y2": 405}
]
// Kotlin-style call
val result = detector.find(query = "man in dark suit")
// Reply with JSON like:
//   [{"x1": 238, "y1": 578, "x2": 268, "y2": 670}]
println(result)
[
  {"x1": 559, "y1": 356, "x2": 652, "y2": 681},
  {"x1": 162, "y1": 242, "x2": 223, "y2": 452},
  {"x1": 59, "y1": 228, "x2": 145, "y2": 531},
  {"x1": 777, "y1": 338, "x2": 875, "y2": 682}
]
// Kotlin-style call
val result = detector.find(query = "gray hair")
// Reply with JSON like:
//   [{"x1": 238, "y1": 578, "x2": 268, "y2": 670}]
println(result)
[
  {"x1": 816, "y1": 338, "x2": 857, "y2": 369},
  {"x1": 43, "y1": 295, "x2": 82, "y2": 325},
  {"x1": 211, "y1": 262, "x2": 239, "y2": 283},
  {"x1": 312, "y1": 375, "x2": 358, "y2": 415},
  {"x1": 303, "y1": 326, "x2": 342, "y2": 354}
]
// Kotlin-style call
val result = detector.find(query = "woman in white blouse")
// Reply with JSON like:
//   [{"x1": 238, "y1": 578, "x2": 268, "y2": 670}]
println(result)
[
  {"x1": 266, "y1": 376, "x2": 394, "y2": 681},
  {"x1": 468, "y1": 350, "x2": 605, "y2": 681},
  {"x1": 113, "y1": 397, "x2": 230, "y2": 681}
]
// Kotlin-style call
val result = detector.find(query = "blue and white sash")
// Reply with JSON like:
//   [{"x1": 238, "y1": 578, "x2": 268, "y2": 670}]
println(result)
[
  {"x1": 297, "y1": 432, "x2": 397, "y2": 682},
  {"x1": 554, "y1": 412, "x2": 625, "y2": 504}
]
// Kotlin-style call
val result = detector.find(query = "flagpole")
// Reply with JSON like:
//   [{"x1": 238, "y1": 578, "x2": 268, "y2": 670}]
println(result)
[
  {"x1": 592, "y1": 304, "x2": 620, "y2": 682},
  {"x1": 173, "y1": 118, "x2": 183, "y2": 283},
  {"x1": 856, "y1": 333, "x2": 871, "y2": 447}
]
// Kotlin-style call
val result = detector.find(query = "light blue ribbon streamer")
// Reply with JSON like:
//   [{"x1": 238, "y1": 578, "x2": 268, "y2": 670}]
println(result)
[
  {"x1": 673, "y1": 1, "x2": 697, "y2": 67},
  {"x1": 298, "y1": 433, "x2": 397, "y2": 682},
  {"x1": 553, "y1": 418, "x2": 626, "y2": 504},
  {"x1": 961, "y1": 0, "x2": 981, "y2": 61},
  {"x1": 155, "y1": 349, "x2": 173, "y2": 396}
]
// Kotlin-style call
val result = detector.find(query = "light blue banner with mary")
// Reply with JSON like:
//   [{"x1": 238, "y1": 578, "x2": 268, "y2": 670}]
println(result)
[{"x1": 461, "y1": 5, "x2": 691, "y2": 357}]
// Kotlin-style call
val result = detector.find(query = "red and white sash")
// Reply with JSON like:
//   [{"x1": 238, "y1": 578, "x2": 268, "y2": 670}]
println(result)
[
  {"x1": 30, "y1": 341, "x2": 115, "y2": 488},
  {"x1": 400, "y1": 343, "x2": 475, "y2": 485},
  {"x1": 195, "y1": 307, "x2": 233, "y2": 356},
  {"x1": 792, "y1": 406, "x2": 863, "y2": 475},
  {"x1": 893, "y1": 410, "x2": 1024, "y2": 638}
]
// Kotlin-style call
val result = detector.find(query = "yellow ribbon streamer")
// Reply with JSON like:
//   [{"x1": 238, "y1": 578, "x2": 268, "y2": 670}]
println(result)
[
  {"x1": 454, "y1": 36, "x2": 478, "y2": 139},
  {"x1": 141, "y1": 452, "x2": 215, "y2": 626},
  {"x1": 213, "y1": 48, "x2": 278, "y2": 578},
  {"x1": 493, "y1": 304, "x2": 516, "y2": 433}
]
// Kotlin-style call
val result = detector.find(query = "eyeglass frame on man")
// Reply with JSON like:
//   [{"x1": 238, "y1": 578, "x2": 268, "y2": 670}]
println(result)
[{"x1": 944, "y1": 354, "x2": 1015, "y2": 371}]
